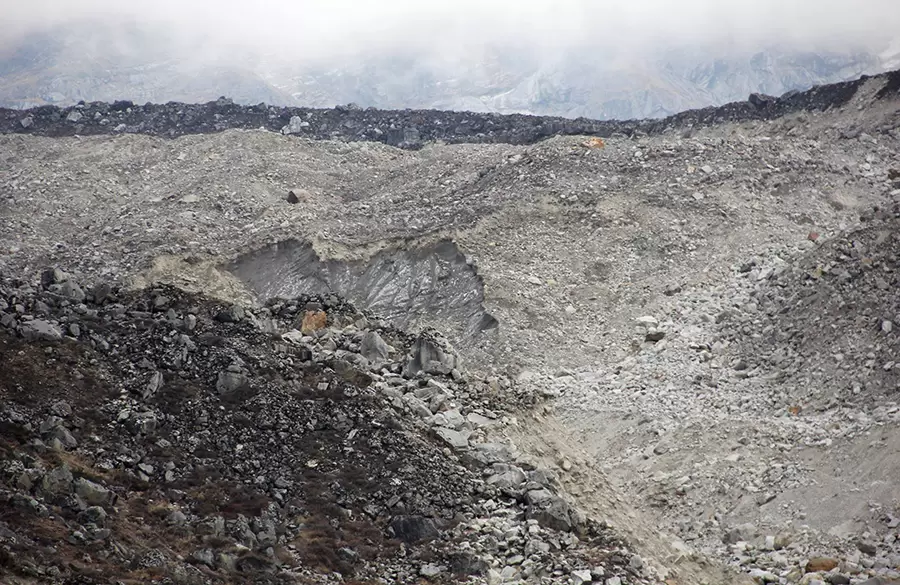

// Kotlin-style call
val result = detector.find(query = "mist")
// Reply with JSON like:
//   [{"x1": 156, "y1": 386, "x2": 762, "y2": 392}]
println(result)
[{"x1": 4, "y1": 0, "x2": 900, "y2": 63}]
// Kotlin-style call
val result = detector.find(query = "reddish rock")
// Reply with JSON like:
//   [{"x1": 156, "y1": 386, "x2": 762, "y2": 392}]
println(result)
[{"x1": 300, "y1": 310, "x2": 327, "y2": 334}]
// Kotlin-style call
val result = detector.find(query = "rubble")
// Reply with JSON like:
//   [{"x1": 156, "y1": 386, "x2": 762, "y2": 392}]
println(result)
[{"x1": 0, "y1": 275, "x2": 635, "y2": 584}]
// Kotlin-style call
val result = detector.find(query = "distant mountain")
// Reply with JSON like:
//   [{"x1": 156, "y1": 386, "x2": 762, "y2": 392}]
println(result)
[
  {"x1": 0, "y1": 22, "x2": 892, "y2": 120},
  {"x1": 0, "y1": 23, "x2": 295, "y2": 109}
]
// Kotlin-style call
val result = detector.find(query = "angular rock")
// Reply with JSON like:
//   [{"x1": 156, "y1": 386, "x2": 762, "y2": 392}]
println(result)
[
  {"x1": 143, "y1": 371, "x2": 164, "y2": 399},
  {"x1": 360, "y1": 330, "x2": 390, "y2": 363},
  {"x1": 300, "y1": 310, "x2": 327, "y2": 333},
  {"x1": 215, "y1": 304, "x2": 245, "y2": 323},
  {"x1": 434, "y1": 427, "x2": 470, "y2": 450},
  {"x1": 525, "y1": 489, "x2": 576, "y2": 532},
  {"x1": 806, "y1": 558, "x2": 839, "y2": 573},
  {"x1": 281, "y1": 115, "x2": 309, "y2": 135},
  {"x1": 41, "y1": 267, "x2": 69, "y2": 289},
  {"x1": 41, "y1": 465, "x2": 73, "y2": 496},
  {"x1": 390, "y1": 515, "x2": 440, "y2": 543},
  {"x1": 19, "y1": 320, "x2": 62, "y2": 341},
  {"x1": 216, "y1": 370, "x2": 249, "y2": 394},
  {"x1": 404, "y1": 335, "x2": 456, "y2": 377},
  {"x1": 74, "y1": 478, "x2": 114, "y2": 506}
]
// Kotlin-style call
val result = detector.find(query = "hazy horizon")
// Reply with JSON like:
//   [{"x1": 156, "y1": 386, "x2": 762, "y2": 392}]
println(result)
[
  {"x1": 2, "y1": 0, "x2": 898, "y2": 118},
  {"x1": 4, "y1": 0, "x2": 899, "y2": 65}
]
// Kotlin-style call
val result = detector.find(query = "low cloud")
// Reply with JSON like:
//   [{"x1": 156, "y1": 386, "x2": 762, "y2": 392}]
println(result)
[{"x1": 4, "y1": 0, "x2": 899, "y2": 62}]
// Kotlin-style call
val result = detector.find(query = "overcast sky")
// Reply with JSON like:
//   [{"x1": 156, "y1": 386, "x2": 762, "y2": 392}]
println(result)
[{"x1": 4, "y1": 0, "x2": 899, "y2": 62}]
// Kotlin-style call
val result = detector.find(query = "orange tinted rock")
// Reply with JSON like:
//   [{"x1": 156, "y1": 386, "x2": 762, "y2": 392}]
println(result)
[
  {"x1": 300, "y1": 310, "x2": 327, "y2": 334},
  {"x1": 805, "y1": 557, "x2": 839, "y2": 573}
]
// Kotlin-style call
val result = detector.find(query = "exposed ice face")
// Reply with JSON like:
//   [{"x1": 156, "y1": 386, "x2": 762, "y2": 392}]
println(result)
[{"x1": 227, "y1": 239, "x2": 498, "y2": 341}]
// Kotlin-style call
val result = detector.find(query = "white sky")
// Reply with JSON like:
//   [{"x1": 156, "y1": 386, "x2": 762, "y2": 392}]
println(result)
[{"x1": 3, "y1": 0, "x2": 899, "y2": 61}]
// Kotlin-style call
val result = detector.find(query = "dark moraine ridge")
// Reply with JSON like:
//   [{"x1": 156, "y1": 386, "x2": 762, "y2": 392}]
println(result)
[{"x1": 2, "y1": 69, "x2": 899, "y2": 148}]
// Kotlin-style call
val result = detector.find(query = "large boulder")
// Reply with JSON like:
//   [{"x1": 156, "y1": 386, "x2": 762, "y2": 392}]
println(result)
[
  {"x1": 41, "y1": 465, "x2": 73, "y2": 496},
  {"x1": 525, "y1": 489, "x2": 578, "y2": 533},
  {"x1": 216, "y1": 369, "x2": 249, "y2": 395},
  {"x1": 19, "y1": 320, "x2": 62, "y2": 341},
  {"x1": 360, "y1": 330, "x2": 389, "y2": 364},
  {"x1": 404, "y1": 335, "x2": 457, "y2": 377},
  {"x1": 281, "y1": 115, "x2": 309, "y2": 135},
  {"x1": 40, "y1": 267, "x2": 70, "y2": 289},
  {"x1": 389, "y1": 515, "x2": 441, "y2": 543},
  {"x1": 75, "y1": 478, "x2": 115, "y2": 506}
]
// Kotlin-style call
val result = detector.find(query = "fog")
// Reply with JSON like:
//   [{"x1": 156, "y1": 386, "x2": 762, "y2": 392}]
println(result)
[{"x1": 4, "y1": 0, "x2": 900, "y2": 62}]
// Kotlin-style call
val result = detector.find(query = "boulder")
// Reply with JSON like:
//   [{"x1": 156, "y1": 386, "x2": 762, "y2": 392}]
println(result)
[
  {"x1": 75, "y1": 478, "x2": 115, "y2": 506},
  {"x1": 525, "y1": 489, "x2": 577, "y2": 532},
  {"x1": 41, "y1": 465, "x2": 73, "y2": 496},
  {"x1": 805, "y1": 558, "x2": 839, "y2": 573},
  {"x1": 286, "y1": 188, "x2": 310, "y2": 204},
  {"x1": 19, "y1": 320, "x2": 62, "y2": 341},
  {"x1": 434, "y1": 427, "x2": 470, "y2": 449},
  {"x1": 281, "y1": 115, "x2": 309, "y2": 135},
  {"x1": 41, "y1": 267, "x2": 69, "y2": 289},
  {"x1": 360, "y1": 330, "x2": 390, "y2": 363},
  {"x1": 404, "y1": 335, "x2": 456, "y2": 377},
  {"x1": 216, "y1": 370, "x2": 249, "y2": 394},
  {"x1": 390, "y1": 515, "x2": 440, "y2": 543},
  {"x1": 300, "y1": 310, "x2": 327, "y2": 333}
]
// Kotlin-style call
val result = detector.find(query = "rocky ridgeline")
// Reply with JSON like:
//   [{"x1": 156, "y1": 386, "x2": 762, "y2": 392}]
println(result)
[
  {"x1": 0, "y1": 270, "x2": 651, "y2": 585},
  {"x1": 2, "y1": 70, "x2": 899, "y2": 148}
]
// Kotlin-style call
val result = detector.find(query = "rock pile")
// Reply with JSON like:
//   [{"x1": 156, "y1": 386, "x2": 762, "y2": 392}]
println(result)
[
  {"x1": 722, "y1": 214, "x2": 900, "y2": 412},
  {"x1": 541, "y1": 209, "x2": 900, "y2": 585},
  {"x1": 0, "y1": 270, "x2": 646, "y2": 584}
]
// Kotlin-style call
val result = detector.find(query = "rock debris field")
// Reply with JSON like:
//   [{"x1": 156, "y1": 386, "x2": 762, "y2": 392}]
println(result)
[{"x1": 1, "y1": 70, "x2": 899, "y2": 585}]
